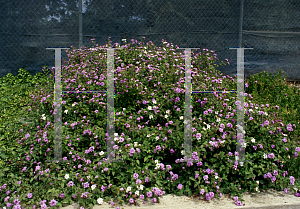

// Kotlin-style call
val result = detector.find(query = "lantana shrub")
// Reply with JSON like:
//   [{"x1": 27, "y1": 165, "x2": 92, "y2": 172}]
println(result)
[{"x1": 1, "y1": 37, "x2": 300, "y2": 209}]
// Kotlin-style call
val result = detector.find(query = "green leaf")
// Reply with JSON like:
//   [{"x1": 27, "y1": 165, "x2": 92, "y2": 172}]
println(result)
[
  {"x1": 189, "y1": 177, "x2": 196, "y2": 182},
  {"x1": 56, "y1": 203, "x2": 63, "y2": 208},
  {"x1": 1, "y1": 167, "x2": 9, "y2": 172}
]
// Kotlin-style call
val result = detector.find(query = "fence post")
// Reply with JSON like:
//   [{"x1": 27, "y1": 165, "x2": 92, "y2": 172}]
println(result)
[
  {"x1": 238, "y1": 0, "x2": 244, "y2": 49},
  {"x1": 79, "y1": 0, "x2": 83, "y2": 49},
  {"x1": 229, "y1": 47, "x2": 253, "y2": 166},
  {"x1": 179, "y1": 47, "x2": 253, "y2": 166},
  {"x1": 45, "y1": 47, "x2": 123, "y2": 165},
  {"x1": 45, "y1": 47, "x2": 71, "y2": 164}
]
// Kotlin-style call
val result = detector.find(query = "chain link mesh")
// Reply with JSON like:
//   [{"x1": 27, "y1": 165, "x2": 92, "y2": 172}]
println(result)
[{"x1": 0, "y1": 0, "x2": 299, "y2": 80}]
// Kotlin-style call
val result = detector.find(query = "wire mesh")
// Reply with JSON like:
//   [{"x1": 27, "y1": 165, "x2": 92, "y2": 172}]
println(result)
[{"x1": 0, "y1": 0, "x2": 299, "y2": 80}]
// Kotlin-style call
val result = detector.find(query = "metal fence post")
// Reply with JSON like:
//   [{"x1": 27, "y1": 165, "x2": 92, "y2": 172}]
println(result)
[
  {"x1": 180, "y1": 47, "x2": 253, "y2": 166},
  {"x1": 229, "y1": 47, "x2": 253, "y2": 166},
  {"x1": 79, "y1": 0, "x2": 83, "y2": 49},
  {"x1": 45, "y1": 47, "x2": 123, "y2": 165},
  {"x1": 45, "y1": 47, "x2": 71, "y2": 164},
  {"x1": 238, "y1": 0, "x2": 244, "y2": 49}
]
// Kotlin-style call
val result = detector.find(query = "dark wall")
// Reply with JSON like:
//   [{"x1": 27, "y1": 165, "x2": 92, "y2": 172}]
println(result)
[{"x1": 1, "y1": 0, "x2": 299, "y2": 81}]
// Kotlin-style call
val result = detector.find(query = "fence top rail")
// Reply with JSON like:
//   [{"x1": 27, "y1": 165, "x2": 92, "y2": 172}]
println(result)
[{"x1": 59, "y1": 90, "x2": 240, "y2": 93}]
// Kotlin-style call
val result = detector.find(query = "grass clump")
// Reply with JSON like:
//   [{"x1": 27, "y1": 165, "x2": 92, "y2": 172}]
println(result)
[{"x1": 1, "y1": 37, "x2": 300, "y2": 209}]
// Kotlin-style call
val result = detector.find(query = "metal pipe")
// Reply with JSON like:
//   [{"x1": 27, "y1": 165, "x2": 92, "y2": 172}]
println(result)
[
  {"x1": 79, "y1": 0, "x2": 83, "y2": 49},
  {"x1": 238, "y1": 0, "x2": 244, "y2": 48}
]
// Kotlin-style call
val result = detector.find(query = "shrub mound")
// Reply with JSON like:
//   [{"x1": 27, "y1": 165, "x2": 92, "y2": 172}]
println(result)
[{"x1": 1, "y1": 37, "x2": 300, "y2": 209}]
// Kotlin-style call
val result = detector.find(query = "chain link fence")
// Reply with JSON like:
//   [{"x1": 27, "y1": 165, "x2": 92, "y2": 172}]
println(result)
[{"x1": 0, "y1": 0, "x2": 299, "y2": 80}]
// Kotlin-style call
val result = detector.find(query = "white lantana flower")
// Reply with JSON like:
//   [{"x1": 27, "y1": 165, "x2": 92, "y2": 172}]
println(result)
[
  {"x1": 148, "y1": 106, "x2": 152, "y2": 110},
  {"x1": 114, "y1": 133, "x2": 119, "y2": 142},
  {"x1": 126, "y1": 186, "x2": 132, "y2": 193},
  {"x1": 251, "y1": 137, "x2": 256, "y2": 143},
  {"x1": 97, "y1": 198, "x2": 104, "y2": 205},
  {"x1": 64, "y1": 110, "x2": 68, "y2": 114},
  {"x1": 180, "y1": 116, "x2": 183, "y2": 120},
  {"x1": 256, "y1": 181, "x2": 259, "y2": 185},
  {"x1": 152, "y1": 100, "x2": 157, "y2": 104},
  {"x1": 41, "y1": 114, "x2": 46, "y2": 120},
  {"x1": 241, "y1": 143, "x2": 247, "y2": 148},
  {"x1": 263, "y1": 153, "x2": 267, "y2": 159},
  {"x1": 135, "y1": 190, "x2": 140, "y2": 196},
  {"x1": 155, "y1": 164, "x2": 160, "y2": 169},
  {"x1": 91, "y1": 184, "x2": 97, "y2": 190},
  {"x1": 64, "y1": 174, "x2": 69, "y2": 180},
  {"x1": 181, "y1": 150, "x2": 185, "y2": 155},
  {"x1": 134, "y1": 142, "x2": 138, "y2": 147},
  {"x1": 164, "y1": 115, "x2": 168, "y2": 119},
  {"x1": 99, "y1": 151, "x2": 105, "y2": 156},
  {"x1": 149, "y1": 115, "x2": 153, "y2": 119}
]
